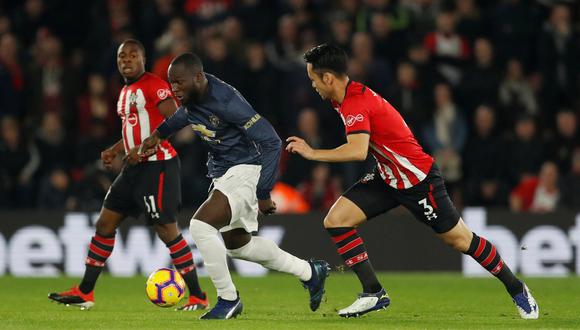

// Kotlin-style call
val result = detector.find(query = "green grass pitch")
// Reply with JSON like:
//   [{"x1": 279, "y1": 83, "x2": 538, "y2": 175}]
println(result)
[{"x1": 1, "y1": 273, "x2": 579, "y2": 329}]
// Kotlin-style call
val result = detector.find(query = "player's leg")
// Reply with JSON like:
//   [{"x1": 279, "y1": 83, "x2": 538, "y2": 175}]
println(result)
[
  {"x1": 189, "y1": 189, "x2": 242, "y2": 319},
  {"x1": 325, "y1": 172, "x2": 397, "y2": 317},
  {"x1": 47, "y1": 207, "x2": 124, "y2": 309},
  {"x1": 154, "y1": 223, "x2": 208, "y2": 310},
  {"x1": 223, "y1": 228, "x2": 329, "y2": 312},
  {"x1": 400, "y1": 165, "x2": 538, "y2": 319},
  {"x1": 437, "y1": 219, "x2": 538, "y2": 319},
  {"x1": 147, "y1": 157, "x2": 208, "y2": 310},
  {"x1": 48, "y1": 168, "x2": 135, "y2": 309}
]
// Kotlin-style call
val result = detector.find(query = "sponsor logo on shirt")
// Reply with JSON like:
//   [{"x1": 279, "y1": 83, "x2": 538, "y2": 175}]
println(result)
[
  {"x1": 157, "y1": 88, "x2": 170, "y2": 100},
  {"x1": 243, "y1": 114, "x2": 262, "y2": 130},
  {"x1": 346, "y1": 114, "x2": 364, "y2": 127}
]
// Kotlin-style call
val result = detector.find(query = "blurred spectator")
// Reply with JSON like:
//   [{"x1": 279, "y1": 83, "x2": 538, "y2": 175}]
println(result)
[
  {"x1": 203, "y1": 34, "x2": 241, "y2": 87},
  {"x1": 12, "y1": 0, "x2": 48, "y2": 47},
  {"x1": 37, "y1": 167, "x2": 74, "y2": 209},
  {"x1": 282, "y1": 108, "x2": 327, "y2": 186},
  {"x1": 459, "y1": 38, "x2": 500, "y2": 118},
  {"x1": 239, "y1": 42, "x2": 280, "y2": 127},
  {"x1": 75, "y1": 118, "x2": 115, "y2": 171},
  {"x1": 350, "y1": 32, "x2": 391, "y2": 95},
  {"x1": 454, "y1": 0, "x2": 483, "y2": 43},
  {"x1": 139, "y1": 0, "x2": 179, "y2": 51},
  {"x1": 386, "y1": 61, "x2": 427, "y2": 131},
  {"x1": 0, "y1": 33, "x2": 24, "y2": 118},
  {"x1": 0, "y1": 116, "x2": 40, "y2": 207},
  {"x1": 422, "y1": 83, "x2": 467, "y2": 192},
  {"x1": 488, "y1": 0, "x2": 537, "y2": 66},
  {"x1": 463, "y1": 105, "x2": 508, "y2": 206},
  {"x1": 76, "y1": 73, "x2": 117, "y2": 138},
  {"x1": 560, "y1": 149, "x2": 580, "y2": 210},
  {"x1": 154, "y1": 17, "x2": 192, "y2": 56},
  {"x1": 506, "y1": 115, "x2": 545, "y2": 186},
  {"x1": 328, "y1": 12, "x2": 353, "y2": 51},
  {"x1": 510, "y1": 161, "x2": 560, "y2": 213},
  {"x1": 423, "y1": 11, "x2": 470, "y2": 85},
  {"x1": 537, "y1": 4, "x2": 580, "y2": 117},
  {"x1": 222, "y1": 16, "x2": 245, "y2": 59},
  {"x1": 498, "y1": 58, "x2": 538, "y2": 129},
  {"x1": 34, "y1": 112, "x2": 73, "y2": 176},
  {"x1": 546, "y1": 109, "x2": 579, "y2": 174},
  {"x1": 369, "y1": 12, "x2": 407, "y2": 63},
  {"x1": 297, "y1": 163, "x2": 341, "y2": 211},
  {"x1": 265, "y1": 14, "x2": 300, "y2": 71},
  {"x1": 407, "y1": 43, "x2": 444, "y2": 95},
  {"x1": 152, "y1": 38, "x2": 193, "y2": 81}
]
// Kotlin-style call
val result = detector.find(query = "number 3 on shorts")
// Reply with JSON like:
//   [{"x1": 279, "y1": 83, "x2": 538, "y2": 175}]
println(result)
[{"x1": 418, "y1": 198, "x2": 437, "y2": 221}]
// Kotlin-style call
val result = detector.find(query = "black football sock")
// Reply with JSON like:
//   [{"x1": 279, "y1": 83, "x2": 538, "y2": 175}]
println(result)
[
  {"x1": 79, "y1": 233, "x2": 115, "y2": 294},
  {"x1": 465, "y1": 233, "x2": 523, "y2": 297},
  {"x1": 327, "y1": 227, "x2": 382, "y2": 293},
  {"x1": 166, "y1": 234, "x2": 203, "y2": 298}
]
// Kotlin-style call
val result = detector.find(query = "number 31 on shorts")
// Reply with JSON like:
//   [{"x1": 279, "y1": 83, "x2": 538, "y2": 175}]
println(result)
[{"x1": 418, "y1": 198, "x2": 437, "y2": 221}]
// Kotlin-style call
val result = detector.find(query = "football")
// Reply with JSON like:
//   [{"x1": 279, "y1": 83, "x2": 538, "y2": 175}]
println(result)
[{"x1": 145, "y1": 268, "x2": 186, "y2": 307}]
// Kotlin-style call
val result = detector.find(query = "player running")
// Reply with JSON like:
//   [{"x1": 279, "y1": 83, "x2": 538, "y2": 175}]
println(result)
[
  {"x1": 48, "y1": 40, "x2": 208, "y2": 311},
  {"x1": 138, "y1": 52, "x2": 330, "y2": 320},
  {"x1": 286, "y1": 44, "x2": 539, "y2": 319}
]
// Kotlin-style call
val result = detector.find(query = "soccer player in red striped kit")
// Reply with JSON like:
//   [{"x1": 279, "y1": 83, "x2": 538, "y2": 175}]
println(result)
[
  {"x1": 48, "y1": 39, "x2": 207, "y2": 311},
  {"x1": 287, "y1": 44, "x2": 538, "y2": 319}
]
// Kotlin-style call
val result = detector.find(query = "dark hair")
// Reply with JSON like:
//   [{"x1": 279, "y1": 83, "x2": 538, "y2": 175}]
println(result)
[
  {"x1": 303, "y1": 43, "x2": 348, "y2": 76},
  {"x1": 121, "y1": 39, "x2": 145, "y2": 55},
  {"x1": 170, "y1": 52, "x2": 204, "y2": 72}
]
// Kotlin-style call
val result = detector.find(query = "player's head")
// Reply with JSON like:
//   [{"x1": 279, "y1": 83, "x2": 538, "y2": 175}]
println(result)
[
  {"x1": 117, "y1": 39, "x2": 146, "y2": 80},
  {"x1": 167, "y1": 52, "x2": 205, "y2": 104},
  {"x1": 303, "y1": 44, "x2": 348, "y2": 100}
]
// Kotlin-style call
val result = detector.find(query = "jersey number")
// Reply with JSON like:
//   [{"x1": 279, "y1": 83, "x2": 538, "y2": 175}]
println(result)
[{"x1": 144, "y1": 195, "x2": 160, "y2": 219}]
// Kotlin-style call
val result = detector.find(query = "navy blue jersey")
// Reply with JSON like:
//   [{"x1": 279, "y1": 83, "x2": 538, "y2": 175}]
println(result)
[{"x1": 156, "y1": 74, "x2": 281, "y2": 199}]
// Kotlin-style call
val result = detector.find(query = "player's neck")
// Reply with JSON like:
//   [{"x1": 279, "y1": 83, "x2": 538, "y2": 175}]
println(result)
[
  {"x1": 124, "y1": 71, "x2": 145, "y2": 85},
  {"x1": 333, "y1": 77, "x2": 350, "y2": 104}
]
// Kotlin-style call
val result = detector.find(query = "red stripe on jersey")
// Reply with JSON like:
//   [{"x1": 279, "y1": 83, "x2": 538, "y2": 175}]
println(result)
[
  {"x1": 331, "y1": 229, "x2": 356, "y2": 243},
  {"x1": 119, "y1": 89, "x2": 130, "y2": 153},
  {"x1": 371, "y1": 143, "x2": 421, "y2": 188},
  {"x1": 157, "y1": 172, "x2": 164, "y2": 212}
]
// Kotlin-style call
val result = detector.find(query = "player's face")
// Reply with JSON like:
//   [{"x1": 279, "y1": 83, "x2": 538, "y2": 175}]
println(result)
[
  {"x1": 307, "y1": 63, "x2": 332, "y2": 100},
  {"x1": 168, "y1": 63, "x2": 203, "y2": 104},
  {"x1": 117, "y1": 43, "x2": 145, "y2": 80}
]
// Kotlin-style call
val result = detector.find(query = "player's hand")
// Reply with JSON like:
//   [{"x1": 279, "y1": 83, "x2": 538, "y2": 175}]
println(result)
[
  {"x1": 286, "y1": 136, "x2": 315, "y2": 160},
  {"x1": 101, "y1": 148, "x2": 118, "y2": 169},
  {"x1": 258, "y1": 198, "x2": 277, "y2": 215},
  {"x1": 123, "y1": 146, "x2": 142, "y2": 166},
  {"x1": 138, "y1": 135, "x2": 161, "y2": 158}
]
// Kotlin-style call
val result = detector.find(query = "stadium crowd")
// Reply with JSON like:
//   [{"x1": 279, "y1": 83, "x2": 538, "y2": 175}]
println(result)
[{"x1": 0, "y1": 0, "x2": 579, "y2": 213}]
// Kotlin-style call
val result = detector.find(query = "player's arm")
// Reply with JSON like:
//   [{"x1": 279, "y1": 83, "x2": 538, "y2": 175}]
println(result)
[
  {"x1": 224, "y1": 92, "x2": 281, "y2": 214},
  {"x1": 157, "y1": 98, "x2": 178, "y2": 118},
  {"x1": 286, "y1": 133, "x2": 369, "y2": 162},
  {"x1": 138, "y1": 106, "x2": 189, "y2": 158}
]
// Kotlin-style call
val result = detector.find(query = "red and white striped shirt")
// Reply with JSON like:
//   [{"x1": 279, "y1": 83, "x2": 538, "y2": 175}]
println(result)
[
  {"x1": 116, "y1": 72, "x2": 177, "y2": 161},
  {"x1": 332, "y1": 81, "x2": 434, "y2": 189}
]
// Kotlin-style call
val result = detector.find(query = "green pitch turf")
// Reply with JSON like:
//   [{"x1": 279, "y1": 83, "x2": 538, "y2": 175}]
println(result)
[{"x1": 1, "y1": 273, "x2": 579, "y2": 329}]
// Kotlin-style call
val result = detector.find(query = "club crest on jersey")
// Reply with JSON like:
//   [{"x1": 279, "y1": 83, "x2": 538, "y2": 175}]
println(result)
[
  {"x1": 157, "y1": 88, "x2": 170, "y2": 100},
  {"x1": 126, "y1": 113, "x2": 138, "y2": 126},
  {"x1": 346, "y1": 114, "x2": 364, "y2": 127},
  {"x1": 209, "y1": 115, "x2": 221, "y2": 127}
]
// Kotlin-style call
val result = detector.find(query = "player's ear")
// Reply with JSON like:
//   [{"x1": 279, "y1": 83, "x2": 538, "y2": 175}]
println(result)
[{"x1": 322, "y1": 72, "x2": 333, "y2": 85}]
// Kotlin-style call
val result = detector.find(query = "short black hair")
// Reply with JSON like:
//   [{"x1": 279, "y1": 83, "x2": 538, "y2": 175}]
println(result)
[
  {"x1": 170, "y1": 52, "x2": 204, "y2": 72},
  {"x1": 120, "y1": 39, "x2": 145, "y2": 55},
  {"x1": 303, "y1": 44, "x2": 348, "y2": 76}
]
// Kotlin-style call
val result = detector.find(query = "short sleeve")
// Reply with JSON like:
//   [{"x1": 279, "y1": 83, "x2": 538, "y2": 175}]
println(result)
[
  {"x1": 340, "y1": 99, "x2": 371, "y2": 135},
  {"x1": 146, "y1": 76, "x2": 173, "y2": 106}
]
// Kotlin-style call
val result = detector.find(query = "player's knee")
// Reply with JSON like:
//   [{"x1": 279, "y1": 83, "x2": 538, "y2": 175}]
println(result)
[
  {"x1": 189, "y1": 219, "x2": 218, "y2": 239},
  {"x1": 154, "y1": 223, "x2": 178, "y2": 244},
  {"x1": 445, "y1": 235, "x2": 471, "y2": 253},
  {"x1": 323, "y1": 213, "x2": 347, "y2": 228},
  {"x1": 95, "y1": 218, "x2": 117, "y2": 236}
]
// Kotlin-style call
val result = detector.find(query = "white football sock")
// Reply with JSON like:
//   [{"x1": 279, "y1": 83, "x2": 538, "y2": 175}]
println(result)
[
  {"x1": 227, "y1": 236, "x2": 312, "y2": 281},
  {"x1": 189, "y1": 219, "x2": 237, "y2": 301}
]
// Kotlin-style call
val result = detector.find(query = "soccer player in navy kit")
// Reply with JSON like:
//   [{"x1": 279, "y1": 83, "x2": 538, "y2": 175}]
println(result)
[{"x1": 139, "y1": 53, "x2": 329, "y2": 320}]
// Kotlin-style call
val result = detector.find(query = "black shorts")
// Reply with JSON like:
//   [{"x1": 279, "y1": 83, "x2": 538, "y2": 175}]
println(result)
[
  {"x1": 103, "y1": 157, "x2": 181, "y2": 225},
  {"x1": 343, "y1": 164, "x2": 460, "y2": 233}
]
